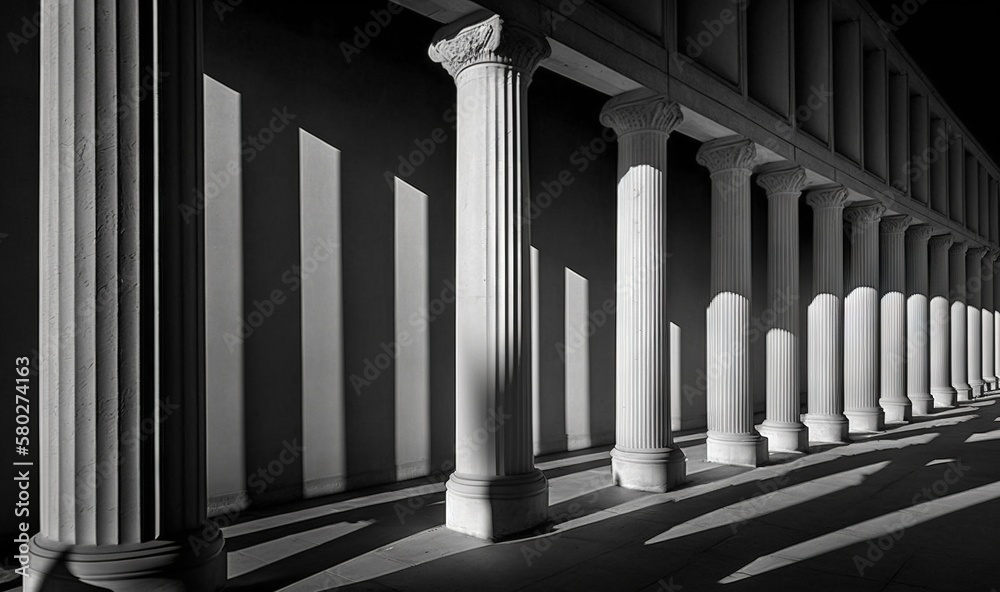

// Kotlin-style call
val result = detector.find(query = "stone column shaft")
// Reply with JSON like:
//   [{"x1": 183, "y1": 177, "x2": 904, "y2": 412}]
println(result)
[
  {"x1": 929, "y1": 234, "x2": 957, "y2": 407},
  {"x1": 844, "y1": 201, "x2": 886, "y2": 431},
  {"x1": 982, "y1": 251, "x2": 997, "y2": 389},
  {"x1": 880, "y1": 216, "x2": 912, "y2": 422},
  {"x1": 31, "y1": 2, "x2": 226, "y2": 590},
  {"x1": 906, "y1": 225, "x2": 934, "y2": 415},
  {"x1": 805, "y1": 186, "x2": 850, "y2": 442},
  {"x1": 430, "y1": 12, "x2": 550, "y2": 540},
  {"x1": 995, "y1": 256, "x2": 1000, "y2": 390},
  {"x1": 697, "y1": 136, "x2": 768, "y2": 467},
  {"x1": 756, "y1": 164, "x2": 809, "y2": 452},
  {"x1": 600, "y1": 90, "x2": 686, "y2": 492},
  {"x1": 951, "y1": 242, "x2": 972, "y2": 401},
  {"x1": 967, "y1": 247, "x2": 988, "y2": 398}
]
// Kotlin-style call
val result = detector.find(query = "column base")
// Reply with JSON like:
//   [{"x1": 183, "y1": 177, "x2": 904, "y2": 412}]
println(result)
[
  {"x1": 611, "y1": 446, "x2": 686, "y2": 493},
  {"x1": 909, "y1": 393, "x2": 934, "y2": 416},
  {"x1": 844, "y1": 408, "x2": 885, "y2": 433},
  {"x1": 757, "y1": 421, "x2": 809, "y2": 453},
  {"x1": 931, "y1": 387, "x2": 958, "y2": 408},
  {"x1": 705, "y1": 432, "x2": 769, "y2": 467},
  {"x1": 955, "y1": 384, "x2": 973, "y2": 402},
  {"x1": 971, "y1": 380, "x2": 985, "y2": 399},
  {"x1": 445, "y1": 470, "x2": 548, "y2": 541},
  {"x1": 26, "y1": 532, "x2": 225, "y2": 592},
  {"x1": 880, "y1": 397, "x2": 912, "y2": 423},
  {"x1": 803, "y1": 414, "x2": 850, "y2": 443}
]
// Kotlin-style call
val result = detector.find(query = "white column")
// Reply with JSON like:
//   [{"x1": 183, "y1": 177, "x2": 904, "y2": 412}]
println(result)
[
  {"x1": 804, "y1": 186, "x2": 850, "y2": 442},
  {"x1": 31, "y1": 2, "x2": 226, "y2": 590},
  {"x1": 880, "y1": 215, "x2": 912, "y2": 423},
  {"x1": 906, "y1": 225, "x2": 934, "y2": 415},
  {"x1": 967, "y1": 247, "x2": 989, "y2": 398},
  {"x1": 929, "y1": 234, "x2": 957, "y2": 408},
  {"x1": 995, "y1": 255, "x2": 1000, "y2": 391},
  {"x1": 429, "y1": 12, "x2": 550, "y2": 540},
  {"x1": 844, "y1": 201, "x2": 886, "y2": 432},
  {"x1": 951, "y1": 242, "x2": 972, "y2": 401},
  {"x1": 982, "y1": 250, "x2": 997, "y2": 391},
  {"x1": 697, "y1": 136, "x2": 769, "y2": 467},
  {"x1": 601, "y1": 90, "x2": 687, "y2": 491},
  {"x1": 756, "y1": 164, "x2": 810, "y2": 452}
]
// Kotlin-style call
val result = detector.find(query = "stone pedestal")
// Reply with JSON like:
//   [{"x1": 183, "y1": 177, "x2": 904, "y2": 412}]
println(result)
[
  {"x1": 430, "y1": 12, "x2": 550, "y2": 540},
  {"x1": 804, "y1": 186, "x2": 850, "y2": 443},
  {"x1": 697, "y1": 137, "x2": 769, "y2": 467},
  {"x1": 756, "y1": 164, "x2": 810, "y2": 452},
  {"x1": 929, "y1": 235, "x2": 957, "y2": 408},
  {"x1": 950, "y1": 242, "x2": 973, "y2": 401},
  {"x1": 967, "y1": 247, "x2": 989, "y2": 399},
  {"x1": 600, "y1": 90, "x2": 687, "y2": 492},
  {"x1": 905, "y1": 225, "x2": 935, "y2": 415},
  {"x1": 29, "y1": 3, "x2": 226, "y2": 591},
  {"x1": 880, "y1": 216, "x2": 913, "y2": 423},
  {"x1": 844, "y1": 201, "x2": 886, "y2": 431}
]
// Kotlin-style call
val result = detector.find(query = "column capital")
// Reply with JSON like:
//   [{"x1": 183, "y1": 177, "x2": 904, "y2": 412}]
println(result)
[
  {"x1": 696, "y1": 136, "x2": 756, "y2": 174},
  {"x1": 929, "y1": 233, "x2": 954, "y2": 252},
  {"x1": 755, "y1": 163, "x2": 807, "y2": 196},
  {"x1": 600, "y1": 89, "x2": 683, "y2": 137},
  {"x1": 968, "y1": 246, "x2": 991, "y2": 260},
  {"x1": 805, "y1": 184, "x2": 849, "y2": 210},
  {"x1": 881, "y1": 215, "x2": 913, "y2": 235},
  {"x1": 989, "y1": 247, "x2": 1000, "y2": 262},
  {"x1": 844, "y1": 200, "x2": 885, "y2": 224},
  {"x1": 950, "y1": 241, "x2": 969, "y2": 256},
  {"x1": 906, "y1": 224, "x2": 935, "y2": 243},
  {"x1": 429, "y1": 12, "x2": 550, "y2": 79}
]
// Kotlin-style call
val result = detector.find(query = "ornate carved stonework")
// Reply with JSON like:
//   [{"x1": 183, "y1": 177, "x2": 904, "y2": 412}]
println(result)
[
  {"x1": 968, "y1": 246, "x2": 991, "y2": 260},
  {"x1": 906, "y1": 224, "x2": 936, "y2": 242},
  {"x1": 844, "y1": 200, "x2": 886, "y2": 224},
  {"x1": 929, "y1": 234, "x2": 955, "y2": 252},
  {"x1": 696, "y1": 136, "x2": 756, "y2": 173},
  {"x1": 950, "y1": 241, "x2": 969, "y2": 256},
  {"x1": 599, "y1": 90, "x2": 683, "y2": 136},
  {"x1": 881, "y1": 215, "x2": 913, "y2": 235},
  {"x1": 805, "y1": 185, "x2": 849, "y2": 210},
  {"x1": 428, "y1": 12, "x2": 550, "y2": 79},
  {"x1": 755, "y1": 164, "x2": 807, "y2": 195}
]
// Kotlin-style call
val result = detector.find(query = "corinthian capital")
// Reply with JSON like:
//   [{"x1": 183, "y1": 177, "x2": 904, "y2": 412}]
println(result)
[
  {"x1": 881, "y1": 215, "x2": 913, "y2": 235},
  {"x1": 428, "y1": 12, "x2": 551, "y2": 79},
  {"x1": 805, "y1": 184, "x2": 849, "y2": 210},
  {"x1": 696, "y1": 136, "x2": 757, "y2": 174},
  {"x1": 844, "y1": 200, "x2": 886, "y2": 225},
  {"x1": 755, "y1": 163, "x2": 807, "y2": 196},
  {"x1": 599, "y1": 89, "x2": 683, "y2": 137}
]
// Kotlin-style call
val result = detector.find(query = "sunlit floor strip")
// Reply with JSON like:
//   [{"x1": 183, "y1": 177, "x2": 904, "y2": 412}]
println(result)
[
  {"x1": 718, "y1": 481, "x2": 1000, "y2": 583},
  {"x1": 965, "y1": 429, "x2": 1000, "y2": 443},
  {"x1": 642, "y1": 462, "x2": 890, "y2": 546},
  {"x1": 231, "y1": 520, "x2": 373, "y2": 578}
]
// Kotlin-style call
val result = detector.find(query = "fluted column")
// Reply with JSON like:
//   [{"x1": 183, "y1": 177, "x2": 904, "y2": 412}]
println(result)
[
  {"x1": 982, "y1": 250, "x2": 998, "y2": 390},
  {"x1": 951, "y1": 242, "x2": 972, "y2": 401},
  {"x1": 805, "y1": 186, "x2": 850, "y2": 442},
  {"x1": 906, "y1": 225, "x2": 934, "y2": 415},
  {"x1": 995, "y1": 255, "x2": 1000, "y2": 391},
  {"x1": 600, "y1": 90, "x2": 686, "y2": 492},
  {"x1": 967, "y1": 247, "x2": 989, "y2": 398},
  {"x1": 30, "y1": 2, "x2": 225, "y2": 590},
  {"x1": 844, "y1": 201, "x2": 886, "y2": 431},
  {"x1": 697, "y1": 136, "x2": 769, "y2": 467},
  {"x1": 880, "y1": 216, "x2": 912, "y2": 423},
  {"x1": 756, "y1": 164, "x2": 809, "y2": 452},
  {"x1": 929, "y1": 234, "x2": 957, "y2": 407},
  {"x1": 430, "y1": 12, "x2": 550, "y2": 540}
]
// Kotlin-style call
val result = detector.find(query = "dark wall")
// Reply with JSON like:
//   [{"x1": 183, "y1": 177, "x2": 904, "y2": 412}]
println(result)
[{"x1": 0, "y1": 0, "x2": 40, "y2": 565}]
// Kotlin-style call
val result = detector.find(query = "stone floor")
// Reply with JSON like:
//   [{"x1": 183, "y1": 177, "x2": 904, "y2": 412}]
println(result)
[{"x1": 7, "y1": 396, "x2": 1000, "y2": 591}]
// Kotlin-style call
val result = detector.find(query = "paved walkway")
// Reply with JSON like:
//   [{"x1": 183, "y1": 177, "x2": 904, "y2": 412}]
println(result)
[{"x1": 7, "y1": 397, "x2": 1000, "y2": 591}]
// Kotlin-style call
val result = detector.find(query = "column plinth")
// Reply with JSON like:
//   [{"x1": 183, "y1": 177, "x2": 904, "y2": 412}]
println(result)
[
  {"x1": 756, "y1": 164, "x2": 810, "y2": 452},
  {"x1": 804, "y1": 186, "x2": 850, "y2": 443},
  {"x1": 929, "y1": 234, "x2": 957, "y2": 407},
  {"x1": 844, "y1": 201, "x2": 886, "y2": 432},
  {"x1": 967, "y1": 247, "x2": 989, "y2": 398},
  {"x1": 430, "y1": 12, "x2": 550, "y2": 540},
  {"x1": 697, "y1": 136, "x2": 769, "y2": 466},
  {"x1": 881, "y1": 216, "x2": 913, "y2": 423},
  {"x1": 600, "y1": 90, "x2": 686, "y2": 492},
  {"x1": 906, "y1": 225, "x2": 935, "y2": 415},
  {"x1": 950, "y1": 242, "x2": 972, "y2": 401}
]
